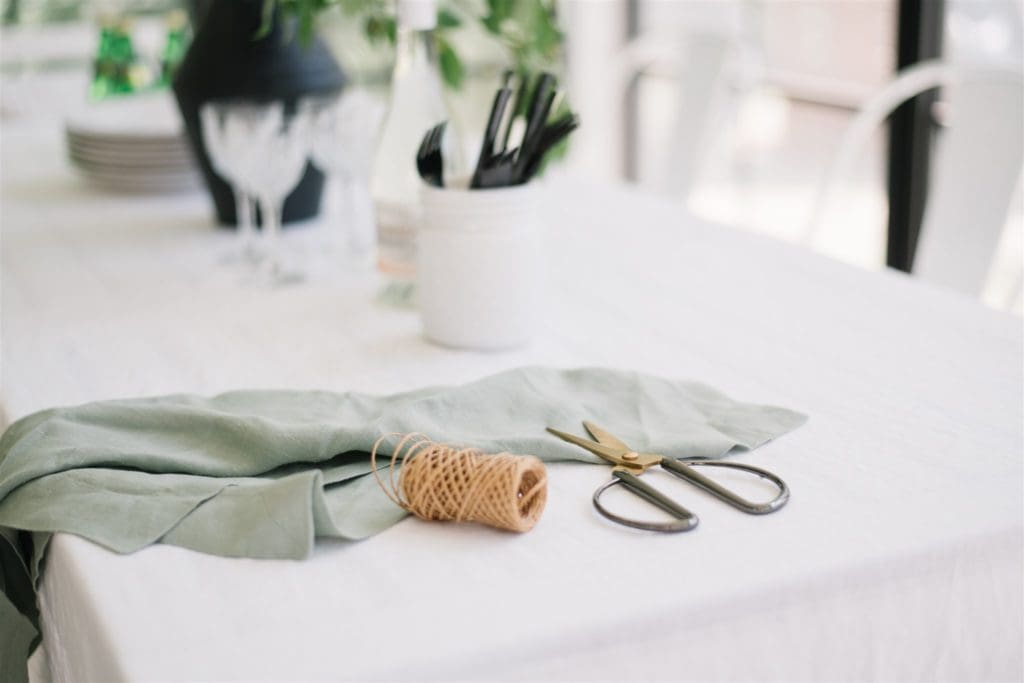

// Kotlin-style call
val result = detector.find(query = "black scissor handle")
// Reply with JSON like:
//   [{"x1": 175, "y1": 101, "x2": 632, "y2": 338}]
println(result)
[
  {"x1": 660, "y1": 459, "x2": 790, "y2": 514},
  {"x1": 592, "y1": 470, "x2": 699, "y2": 533}
]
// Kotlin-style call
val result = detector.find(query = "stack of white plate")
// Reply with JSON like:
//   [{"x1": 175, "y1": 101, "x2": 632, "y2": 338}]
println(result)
[{"x1": 65, "y1": 93, "x2": 200, "y2": 194}]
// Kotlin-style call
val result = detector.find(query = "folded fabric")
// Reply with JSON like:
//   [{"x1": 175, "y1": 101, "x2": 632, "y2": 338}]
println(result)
[{"x1": 0, "y1": 366, "x2": 806, "y2": 683}]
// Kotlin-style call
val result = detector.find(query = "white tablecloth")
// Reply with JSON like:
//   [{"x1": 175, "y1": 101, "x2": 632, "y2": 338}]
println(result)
[{"x1": 2, "y1": 120, "x2": 1022, "y2": 682}]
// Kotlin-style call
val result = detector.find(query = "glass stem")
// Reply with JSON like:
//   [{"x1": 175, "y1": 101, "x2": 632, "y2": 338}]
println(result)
[
  {"x1": 261, "y1": 198, "x2": 282, "y2": 276},
  {"x1": 235, "y1": 188, "x2": 255, "y2": 257}
]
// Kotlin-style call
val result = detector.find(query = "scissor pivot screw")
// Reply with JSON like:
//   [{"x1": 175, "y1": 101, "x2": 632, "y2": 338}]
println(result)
[{"x1": 623, "y1": 452, "x2": 639, "y2": 461}]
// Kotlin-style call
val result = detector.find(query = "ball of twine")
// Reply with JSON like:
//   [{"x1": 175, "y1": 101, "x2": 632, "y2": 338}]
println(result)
[{"x1": 370, "y1": 433, "x2": 548, "y2": 533}]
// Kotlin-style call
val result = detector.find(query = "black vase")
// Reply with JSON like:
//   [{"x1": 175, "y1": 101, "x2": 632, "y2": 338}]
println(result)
[{"x1": 173, "y1": 0, "x2": 347, "y2": 226}]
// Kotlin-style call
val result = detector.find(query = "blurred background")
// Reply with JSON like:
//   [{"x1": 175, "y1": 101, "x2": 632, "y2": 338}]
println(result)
[{"x1": 2, "y1": 0, "x2": 1022, "y2": 311}]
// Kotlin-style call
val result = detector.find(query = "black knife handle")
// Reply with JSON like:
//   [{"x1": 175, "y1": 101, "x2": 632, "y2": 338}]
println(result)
[
  {"x1": 471, "y1": 87, "x2": 512, "y2": 188},
  {"x1": 519, "y1": 116, "x2": 578, "y2": 184}
]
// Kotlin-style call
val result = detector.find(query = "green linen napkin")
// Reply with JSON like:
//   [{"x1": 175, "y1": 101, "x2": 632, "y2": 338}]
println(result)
[{"x1": 0, "y1": 367, "x2": 806, "y2": 682}]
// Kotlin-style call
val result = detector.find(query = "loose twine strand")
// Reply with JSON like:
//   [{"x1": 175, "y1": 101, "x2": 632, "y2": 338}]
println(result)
[{"x1": 370, "y1": 433, "x2": 548, "y2": 533}]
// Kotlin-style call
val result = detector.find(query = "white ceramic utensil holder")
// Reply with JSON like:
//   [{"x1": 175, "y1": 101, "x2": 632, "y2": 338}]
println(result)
[{"x1": 418, "y1": 183, "x2": 542, "y2": 350}]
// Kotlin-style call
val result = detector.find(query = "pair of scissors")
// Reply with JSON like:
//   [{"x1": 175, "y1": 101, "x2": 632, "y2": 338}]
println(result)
[{"x1": 547, "y1": 421, "x2": 790, "y2": 532}]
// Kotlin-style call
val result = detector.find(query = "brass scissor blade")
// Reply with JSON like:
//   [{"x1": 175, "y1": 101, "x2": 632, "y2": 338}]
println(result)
[
  {"x1": 546, "y1": 427, "x2": 626, "y2": 465},
  {"x1": 582, "y1": 421, "x2": 633, "y2": 451}
]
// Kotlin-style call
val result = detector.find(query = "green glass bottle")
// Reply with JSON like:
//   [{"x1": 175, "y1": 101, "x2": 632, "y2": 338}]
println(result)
[
  {"x1": 90, "y1": 17, "x2": 140, "y2": 99},
  {"x1": 158, "y1": 9, "x2": 190, "y2": 88},
  {"x1": 89, "y1": 18, "x2": 118, "y2": 100},
  {"x1": 110, "y1": 20, "x2": 137, "y2": 94}
]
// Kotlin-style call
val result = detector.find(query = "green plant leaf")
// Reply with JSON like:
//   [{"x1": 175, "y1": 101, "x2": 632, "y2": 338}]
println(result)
[
  {"x1": 272, "y1": 0, "x2": 566, "y2": 100},
  {"x1": 385, "y1": 15, "x2": 396, "y2": 43},
  {"x1": 298, "y1": 1, "x2": 316, "y2": 45},
  {"x1": 437, "y1": 7, "x2": 461, "y2": 28},
  {"x1": 437, "y1": 37, "x2": 464, "y2": 90},
  {"x1": 481, "y1": 0, "x2": 513, "y2": 34},
  {"x1": 255, "y1": 0, "x2": 277, "y2": 39},
  {"x1": 339, "y1": 0, "x2": 385, "y2": 15},
  {"x1": 364, "y1": 14, "x2": 396, "y2": 45}
]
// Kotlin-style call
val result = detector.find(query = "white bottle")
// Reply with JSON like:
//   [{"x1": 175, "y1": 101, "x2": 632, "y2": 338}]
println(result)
[{"x1": 370, "y1": 0, "x2": 462, "y2": 282}]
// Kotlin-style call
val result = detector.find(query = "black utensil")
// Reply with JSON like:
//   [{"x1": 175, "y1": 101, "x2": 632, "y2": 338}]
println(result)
[
  {"x1": 468, "y1": 72, "x2": 576, "y2": 189},
  {"x1": 416, "y1": 121, "x2": 447, "y2": 188},
  {"x1": 499, "y1": 71, "x2": 525, "y2": 152},
  {"x1": 518, "y1": 114, "x2": 579, "y2": 184},
  {"x1": 515, "y1": 89, "x2": 557, "y2": 182},
  {"x1": 472, "y1": 147, "x2": 521, "y2": 189},
  {"x1": 471, "y1": 87, "x2": 512, "y2": 188},
  {"x1": 522, "y1": 73, "x2": 556, "y2": 139},
  {"x1": 512, "y1": 73, "x2": 557, "y2": 182}
]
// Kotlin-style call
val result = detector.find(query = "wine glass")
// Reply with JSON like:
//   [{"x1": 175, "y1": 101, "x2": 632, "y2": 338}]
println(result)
[
  {"x1": 302, "y1": 89, "x2": 385, "y2": 258},
  {"x1": 200, "y1": 100, "x2": 282, "y2": 264},
  {"x1": 238, "y1": 102, "x2": 311, "y2": 285}
]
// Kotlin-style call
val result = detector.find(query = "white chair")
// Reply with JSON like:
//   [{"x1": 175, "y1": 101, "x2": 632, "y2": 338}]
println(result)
[
  {"x1": 806, "y1": 60, "x2": 1024, "y2": 305},
  {"x1": 610, "y1": 31, "x2": 736, "y2": 195}
]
